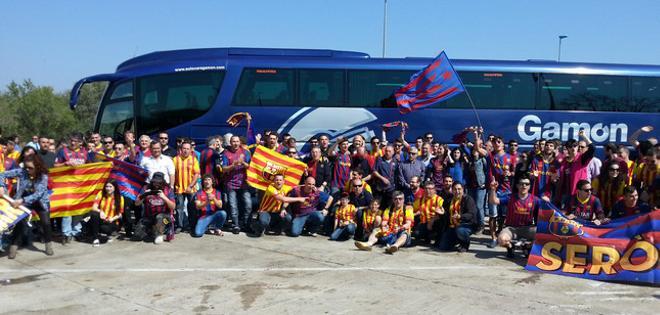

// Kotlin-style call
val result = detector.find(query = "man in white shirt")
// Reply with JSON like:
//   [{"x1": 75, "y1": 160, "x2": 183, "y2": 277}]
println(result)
[{"x1": 140, "y1": 141, "x2": 175, "y2": 188}]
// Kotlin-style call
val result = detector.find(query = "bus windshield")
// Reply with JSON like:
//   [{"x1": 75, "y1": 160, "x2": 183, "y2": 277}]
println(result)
[{"x1": 97, "y1": 70, "x2": 225, "y2": 137}]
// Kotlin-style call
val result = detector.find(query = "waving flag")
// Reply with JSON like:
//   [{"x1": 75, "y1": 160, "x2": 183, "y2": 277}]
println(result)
[
  {"x1": 526, "y1": 202, "x2": 659, "y2": 285},
  {"x1": 0, "y1": 197, "x2": 30, "y2": 233},
  {"x1": 48, "y1": 162, "x2": 113, "y2": 218},
  {"x1": 95, "y1": 154, "x2": 149, "y2": 200},
  {"x1": 247, "y1": 145, "x2": 306, "y2": 191},
  {"x1": 394, "y1": 51, "x2": 465, "y2": 114}
]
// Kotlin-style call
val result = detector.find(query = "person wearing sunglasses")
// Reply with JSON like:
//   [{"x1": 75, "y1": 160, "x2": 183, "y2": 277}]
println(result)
[
  {"x1": 564, "y1": 180, "x2": 605, "y2": 225},
  {"x1": 355, "y1": 190, "x2": 413, "y2": 254},
  {"x1": 0, "y1": 155, "x2": 53, "y2": 259},
  {"x1": 489, "y1": 173, "x2": 541, "y2": 259},
  {"x1": 592, "y1": 163, "x2": 626, "y2": 216}
]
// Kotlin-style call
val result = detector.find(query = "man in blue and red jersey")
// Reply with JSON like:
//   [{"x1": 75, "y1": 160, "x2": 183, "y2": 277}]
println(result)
[
  {"x1": 475, "y1": 134, "x2": 512, "y2": 248},
  {"x1": 221, "y1": 135, "x2": 252, "y2": 234},
  {"x1": 611, "y1": 186, "x2": 652, "y2": 219},
  {"x1": 193, "y1": 174, "x2": 226, "y2": 237},
  {"x1": 285, "y1": 176, "x2": 333, "y2": 237},
  {"x1": 199, "y1": 136, "x2": 221, "y2": 179},
  {"x1": 55, "y1": 132, "x2": 92, "y2": 244},
  {"x1": 135, "y1": 172, "x2": 176, "y2": 244},
  {"x1": 564, "y1": 180, "x2": 605, "y2": 225},
  {"x1": 328, "y1": 137, "x2": 352, "y2": 195},
  {"x1": 529, "y1": 139, "x2": 560, "y2": 203},
  {"x1": 489, "y1": 173, "x2": 541, "y2": 259}
]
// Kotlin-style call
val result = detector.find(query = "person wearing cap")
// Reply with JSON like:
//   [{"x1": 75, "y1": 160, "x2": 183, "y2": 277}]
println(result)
[
  {"x1": 134, "y1": 172, "x2": 176, "y2": 244},
  {"x1": 330, "y1": 192, "x2": 357, "y2": 241}
]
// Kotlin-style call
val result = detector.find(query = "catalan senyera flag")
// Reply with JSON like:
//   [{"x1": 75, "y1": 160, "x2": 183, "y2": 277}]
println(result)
[
  {"x1": 394, "y1": 51, "x2": 465, "y2": 114},
  {"x1": 526, "y1": 202, "x2": 659, "y2": 285},
  {"x1": 0, "y1": 198, "x2": 30, "y2": 233},
  {"x1": 48, "y1": 162, "x2": 113, "y2": 218},
  {"x1": 247, "y1": 145, "x2": 306, "y2": 191}
]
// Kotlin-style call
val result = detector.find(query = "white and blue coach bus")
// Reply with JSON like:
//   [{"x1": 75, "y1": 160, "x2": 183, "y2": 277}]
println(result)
[{"x1": 69, "y1": 47, "x2": 659, "y2": 148}]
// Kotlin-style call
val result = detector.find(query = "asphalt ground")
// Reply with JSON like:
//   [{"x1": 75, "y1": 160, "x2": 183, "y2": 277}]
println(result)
[{"x1": 0, "y1": 232, "x2": 657, "y2": 314}]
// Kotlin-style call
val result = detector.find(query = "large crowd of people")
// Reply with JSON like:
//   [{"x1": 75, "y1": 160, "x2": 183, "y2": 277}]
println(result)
[{"x1": 0, "y1": 122, "x2": 657, "y2": 260}]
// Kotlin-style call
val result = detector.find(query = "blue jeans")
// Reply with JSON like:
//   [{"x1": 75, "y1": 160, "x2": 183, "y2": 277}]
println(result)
[
  {"x1": 175, "y1": 193, "x2": 193, "y2": 230},
  {"x1": 330, "y1": 223, "x2": 356, "y2": 241},
  {"x1": 194, "y1": 211, "x2": 227, "y2": 237},
  {"x1": 227, "y1": 188, "x2": 252, "y2": 228},
  {"x1": 253, "y1": 212, "x2": 290, "y2": 236},
  {"x1": 289, "y1": 211, "x2": 324, "y2": 237},
  {"x1": 469, "y1": 188, "x2": 486, "y2": 225},
  {"x1": 62, "y1": 216, "x2": 82, "y2": 237}
]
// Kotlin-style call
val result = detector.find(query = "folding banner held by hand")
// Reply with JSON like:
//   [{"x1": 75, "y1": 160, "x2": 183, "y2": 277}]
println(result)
[
  {"x1": 394, "y1": 51, "x2": 465, "y2": 114},
  {"x1": 247, "y1": 145, "x2": 306, "y2": 191},
  {"x1": 0, "y1": 196, "x2": 31, "y2": 233},
  {"x1": 525, "y1": 201, "x2": 659, "y2": 285},
  {"x1": 95, "y1": 153, "x2": 149, "y2": 201}
]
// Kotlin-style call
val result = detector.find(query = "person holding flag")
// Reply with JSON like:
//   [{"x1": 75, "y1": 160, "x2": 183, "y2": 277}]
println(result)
[{"x1": 0, "y1": 155, "x2": 53, "y2": 259}]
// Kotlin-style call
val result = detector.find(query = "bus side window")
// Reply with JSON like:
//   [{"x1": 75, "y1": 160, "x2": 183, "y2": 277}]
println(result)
[{"x1": 631, "y1": 76, "x2": 660, "y2": 113}]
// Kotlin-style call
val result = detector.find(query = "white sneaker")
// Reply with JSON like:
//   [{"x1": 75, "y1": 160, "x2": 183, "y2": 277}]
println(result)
[
  {"x1": 92, "y1": 239, "x2": 100, "y2": 247},
  {"x1": 154, "y1": 235, "x2": 164, "y2": 245}
]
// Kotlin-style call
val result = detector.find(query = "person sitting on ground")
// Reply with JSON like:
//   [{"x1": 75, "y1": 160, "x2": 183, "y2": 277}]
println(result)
[
  {"x1": 330, "y1": 193, "x2": 357, "y2": 241},
  {"x1": 610, "y1": 186, "x2": 651, "y2": 219},
  {"x1": 489, "y1": 173, "x2": 541, "y2": 259},
  {"x1": 88, "y1": 179, "x2": 124, "y2": 246},
  {"x1": 134, "y1": 172, "x2": 176, "y2": 244},
  {"x1": 436, "y1": 182, "x2": 478, "y2": 252},
  {"x1": 563, "y1": 180, "x2": 605, "y2": 225},
  {"x1": 359, "y1": 199, "x2": 382, "y2": 242},
  {"x1": 355, "y1": 190, "x2": 414, "y2": 254},
  {"x1": 193, "y1": 174, "x2": 226, "y2": 237},
  {"x1": 251, "y1": 174, "x2": 305, "y2": 237}
]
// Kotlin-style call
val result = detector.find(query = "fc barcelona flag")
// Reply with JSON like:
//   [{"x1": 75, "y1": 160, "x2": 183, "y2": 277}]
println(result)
[
  {"x1": 48, "y1": 162, "x2": 113, "y2": 218},
  {"x1": 394, "y1": 51, "x2": 465, "y2": 114},
  {"x1": 247, "y1": 146, "x2": 306, "y2": 191},
  {"x1": 95, "y1": 154, "x2": 149, "y2": 200},
  {"x1": 526, "y1": 202, "x2": 659, "y2": 285},
  {"x1": 0, "y1": 198, "x2": 30, "y2": 233}
]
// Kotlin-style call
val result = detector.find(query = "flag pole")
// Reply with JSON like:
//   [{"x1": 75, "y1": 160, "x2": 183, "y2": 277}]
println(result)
[{"x1": 463, "y1": 89, "x2": 484, "y2": 131}]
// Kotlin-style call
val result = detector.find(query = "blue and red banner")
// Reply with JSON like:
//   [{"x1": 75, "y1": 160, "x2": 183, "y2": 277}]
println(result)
[
  {"x1": 394, "y1": 51, "x2": 465, "y2": 114},
  {"x1": 95, "y1": 154, "x2": 148, "y2": 201},
  {"x1": 526, "y1": 202, "x2": 658, "y2": 285}
]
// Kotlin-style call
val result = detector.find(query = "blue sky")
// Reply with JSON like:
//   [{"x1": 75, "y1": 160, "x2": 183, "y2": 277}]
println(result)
[{"x1": 1, "y1": 0, "x2": 659, "y2": 91}]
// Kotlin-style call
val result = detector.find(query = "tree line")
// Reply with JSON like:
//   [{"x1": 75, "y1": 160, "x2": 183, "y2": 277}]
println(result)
[{"x1": 0, "y1": 80, "x2": 105, "y2": 142}]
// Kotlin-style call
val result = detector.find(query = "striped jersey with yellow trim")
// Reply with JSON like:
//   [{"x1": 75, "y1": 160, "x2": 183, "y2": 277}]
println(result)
[
  {"x1": 173, "y1": 154, "x2": 200, "y2": 194},
  {"x1": 414, "y1": 194, "x2": 444, "y2": 224},
  {"x1": 93, "y1": 191, "x2": 124, "y2": 219},
  {"x1": 259, "y1": 184, "x2": 292, "y2": 213}
]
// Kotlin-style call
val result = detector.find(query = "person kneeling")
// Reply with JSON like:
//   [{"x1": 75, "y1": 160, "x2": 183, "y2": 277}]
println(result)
[
  {"x1": 193, "y1": 174, "x2": 227, "y2": 237},
  {"x1": 435, "y1": 182, "x2": 478, "y2": 252},
  {"x1": 134, "y1": 172, "x2": 176, "y2": 244},
  {"x1": 251, "y1": 174, "x2": 302, "y2": 237},
  {"x1": 355, "y1": 191, "x2": 413, "y2": 254},
  {"x1": 330, "y1": 193, "x2": 357, "y2": 241}
]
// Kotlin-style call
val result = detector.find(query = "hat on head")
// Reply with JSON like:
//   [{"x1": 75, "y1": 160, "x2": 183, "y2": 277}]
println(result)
[{"x1": 152, "y1": 172, "x2": 165, "y2": 181}]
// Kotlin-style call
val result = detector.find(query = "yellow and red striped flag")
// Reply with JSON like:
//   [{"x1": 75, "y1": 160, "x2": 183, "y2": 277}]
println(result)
[
  {"x1": 247, "y1": 145, "x2": 306, "y2": 191},
  {"x1": 0, "y1": 197, "x2": 30, "y2": 233},
  {"x1": 48, "y1": 162, "x2": 113, "y2": 218}
]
